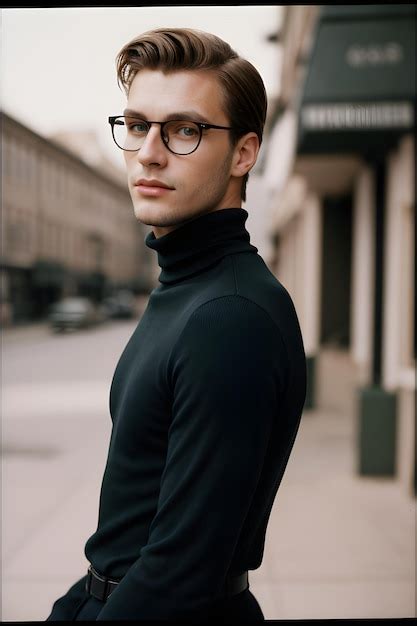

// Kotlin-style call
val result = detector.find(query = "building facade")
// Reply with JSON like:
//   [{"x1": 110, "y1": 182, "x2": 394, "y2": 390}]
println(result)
[
  {"x1": 1, "y1": 111, "x2": 156, "y2": 324},
  {"x1": 262, "y1": 5, "x2": 415, "y2": 496}
]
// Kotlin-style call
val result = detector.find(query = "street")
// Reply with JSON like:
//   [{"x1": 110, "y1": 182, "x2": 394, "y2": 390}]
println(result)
[{"x1": 2, "y1": 320, "x2": 415, "y2": 620}]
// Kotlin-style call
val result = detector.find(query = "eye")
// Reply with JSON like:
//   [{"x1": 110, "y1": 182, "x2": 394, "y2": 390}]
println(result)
[
  {"x1": 167, "y1": 121, "x2": 199, "y2": 138},
  {"x1": 179, "y1": 125, "x2": 198, "y2": 137},
  {"x1": 128, "y1": 121, "x2": 148, "y2": 134}
]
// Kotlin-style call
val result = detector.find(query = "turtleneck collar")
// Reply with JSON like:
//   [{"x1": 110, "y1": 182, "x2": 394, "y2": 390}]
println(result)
[{"x1": 145, "y1": 207, "x2": 258, "y2": 285}]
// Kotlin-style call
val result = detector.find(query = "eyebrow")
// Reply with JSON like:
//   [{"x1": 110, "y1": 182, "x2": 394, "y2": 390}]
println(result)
[{"x1": 122, "y1": 108, "x2": 211, "y2": 124}]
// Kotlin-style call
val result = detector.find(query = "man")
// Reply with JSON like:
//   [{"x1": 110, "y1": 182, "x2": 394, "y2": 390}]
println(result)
[{"x1": 46, "y1": 27, "x2": 306, "y2": 622}]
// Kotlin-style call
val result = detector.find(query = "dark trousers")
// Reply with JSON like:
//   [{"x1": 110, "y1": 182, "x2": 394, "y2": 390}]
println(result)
[{"x1": 45, "y1": 573, "x2": 265, "y2": 621}]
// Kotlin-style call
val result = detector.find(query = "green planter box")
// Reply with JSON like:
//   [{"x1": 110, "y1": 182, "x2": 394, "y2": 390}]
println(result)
[
  {"x1": 357, "y1": 386, "x2": 397, "y2": 476},
  {"x1": 304, "y1": 355, "x2": 316, "y2": 410}
]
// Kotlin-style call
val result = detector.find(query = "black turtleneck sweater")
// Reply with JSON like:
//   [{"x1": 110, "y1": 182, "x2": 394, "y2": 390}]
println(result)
[{"x1": 81, "y1": 207, "x2": 306, "y2": 620}]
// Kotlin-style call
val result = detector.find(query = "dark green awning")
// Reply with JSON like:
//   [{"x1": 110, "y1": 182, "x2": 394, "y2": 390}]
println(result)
[{"x1": 297, "y1": 4, "x2": 416, "y2": 155}]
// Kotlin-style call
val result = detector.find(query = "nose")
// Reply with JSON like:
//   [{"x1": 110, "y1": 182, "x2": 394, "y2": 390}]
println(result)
[{"x1": 136, "y1": 123, "x2": 168, "y2": 167}]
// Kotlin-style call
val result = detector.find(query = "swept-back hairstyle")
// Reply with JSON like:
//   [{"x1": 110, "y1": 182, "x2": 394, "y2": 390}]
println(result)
[{"x1": 115, "y1": 27, "x2": 267, "y2": 202}]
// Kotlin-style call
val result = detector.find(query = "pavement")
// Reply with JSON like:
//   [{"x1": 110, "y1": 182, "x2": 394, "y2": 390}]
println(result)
[{"x1": 1, "y1": 322, "x2": 415, "y2": 621}]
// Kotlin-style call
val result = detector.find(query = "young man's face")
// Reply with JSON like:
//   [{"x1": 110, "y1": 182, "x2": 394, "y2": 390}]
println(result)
[{"x1": 123, "y1": 68, "x2": 246, "y2": 237}]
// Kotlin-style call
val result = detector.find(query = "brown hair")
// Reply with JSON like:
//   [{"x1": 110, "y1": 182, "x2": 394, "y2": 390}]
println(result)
[{"x1": 115, "y1": 27, "x2": 267, "y2": 202}]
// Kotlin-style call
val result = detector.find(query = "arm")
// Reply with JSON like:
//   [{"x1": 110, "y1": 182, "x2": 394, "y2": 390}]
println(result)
[
  {"x1": 45, "y1": 574, "x2": 89, "y2": 621},
  {"x1": 95, "y1": 295, "x2": 287, "y2": 621}
]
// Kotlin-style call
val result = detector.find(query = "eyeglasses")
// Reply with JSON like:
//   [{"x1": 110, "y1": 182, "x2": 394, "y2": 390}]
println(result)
[{"x1": 108, "y1": 115, "x2": 237, "y2": 155}]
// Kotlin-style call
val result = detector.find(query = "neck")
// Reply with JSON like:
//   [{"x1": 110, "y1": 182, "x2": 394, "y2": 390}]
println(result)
[
  {"x1": 151, "y1": 205, "x2": 240, "y2": 239},
  {"x1": 145, "y1": 206, "x2": 258, "y2": 285}
]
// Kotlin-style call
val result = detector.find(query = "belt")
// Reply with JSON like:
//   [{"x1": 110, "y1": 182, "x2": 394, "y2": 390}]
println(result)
[{"x1": 85, "y1": 564, "x2": 249, "y2": 602}]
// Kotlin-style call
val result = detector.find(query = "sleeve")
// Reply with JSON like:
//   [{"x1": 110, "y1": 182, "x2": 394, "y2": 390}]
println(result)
[
  {"x1": 45, "y1": 573, "x2": 88, "y2": 621},
  {"x1": 95, "y1": 295, "x2": 288, "y2": 621}
]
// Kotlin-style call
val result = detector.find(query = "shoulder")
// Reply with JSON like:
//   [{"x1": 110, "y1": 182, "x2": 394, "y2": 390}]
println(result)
[
  {"x1": 167, "y1": 294, "x2": 289, "y2": 387},
  {"x1": 232, "y1": 253, "x2": 297, "y2": 316},
  {"x1": 183, "y1": 294, "x2": 283, "y2": 339},
  {"x1": 231, "y1": 253, "x2": 304, "y2": 352}
]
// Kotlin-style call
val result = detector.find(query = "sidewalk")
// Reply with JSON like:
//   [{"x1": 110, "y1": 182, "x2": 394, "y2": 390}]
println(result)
[
  {"x1": 251, "y1": 408, "x2": 415, "y2": 619},
  {"x1": 2, "y1": 320, "x2": 50, "y2": 342},
  {"x1": 2, "y1": 334, "x2": 415, "y2": 620}
]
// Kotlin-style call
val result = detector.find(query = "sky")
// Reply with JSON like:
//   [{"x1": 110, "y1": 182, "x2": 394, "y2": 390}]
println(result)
[{"x1": 1, "y1": 6, "x2": 283, "y2": 168}]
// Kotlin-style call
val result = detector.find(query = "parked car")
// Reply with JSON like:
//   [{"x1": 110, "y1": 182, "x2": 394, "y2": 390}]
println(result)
[
  {"x1": 101, "y1": 290, "x2": 136, "y2": 319},
  {"x1": 48, "y1": 297, "x2": 100, "y2": 332}
]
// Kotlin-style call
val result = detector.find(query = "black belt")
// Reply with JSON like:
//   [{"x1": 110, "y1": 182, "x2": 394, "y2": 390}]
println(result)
[{"x1": 85, "y1": 564, "x2": 249, "y2": 602}]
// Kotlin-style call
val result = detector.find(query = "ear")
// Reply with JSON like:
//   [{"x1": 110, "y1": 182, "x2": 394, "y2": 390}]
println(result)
[{"x1": 230, "y1": 132, "x2": 260, "y2": 178}]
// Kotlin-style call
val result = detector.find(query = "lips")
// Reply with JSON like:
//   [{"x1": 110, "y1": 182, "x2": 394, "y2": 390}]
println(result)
[
  {"x1": 133, "y1": 179, "x2": 175, "y2": 198},
  {"x1": 134, "y1": 179, "x2": 174, "y2": 189}
]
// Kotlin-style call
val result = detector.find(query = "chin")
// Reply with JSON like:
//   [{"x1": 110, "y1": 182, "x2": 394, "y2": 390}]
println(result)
[{"x1": 132, "y1": 202, "x2": 175, "y2": 227}]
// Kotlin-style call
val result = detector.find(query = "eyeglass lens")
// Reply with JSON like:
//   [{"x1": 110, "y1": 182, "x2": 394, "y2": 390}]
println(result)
[{"x1": 113, "y1": 117, "x2": 201, "y2": 154}]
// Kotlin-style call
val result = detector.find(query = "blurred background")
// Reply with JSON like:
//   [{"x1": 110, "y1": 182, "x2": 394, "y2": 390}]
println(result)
[{"x1": 1, "y1": 5, "x2": 415, "y2": 621}]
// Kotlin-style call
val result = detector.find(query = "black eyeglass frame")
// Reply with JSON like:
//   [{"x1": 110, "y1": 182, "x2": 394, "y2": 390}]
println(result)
[{"x1": 108, "y1": 115, "x2": 241, "y2": 155}]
